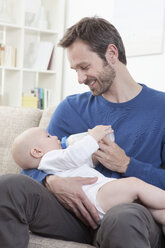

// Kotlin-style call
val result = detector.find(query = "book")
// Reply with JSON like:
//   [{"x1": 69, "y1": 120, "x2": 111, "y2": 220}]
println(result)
[
  {"x1": 0, "y1": 44, "x2": 16, "y2": 67},
  {"x1": 43, "y1": 88, "x2": 53, "y2": 109},
  {"x1": 22, "y1": 95, "x2": 38, "y2": 108},
  {"x1": 0, "y1": 44, "x2": 5, "y2": 66},
  {"x1": 22, "y1": 87, "x2": 53, "y2": 109},
  {"x1": 24, "y1": 41, "x2": 54, "y2": 70},
  {"x1": 37, "y1": 87, "x2": 44, "y2": 109}
]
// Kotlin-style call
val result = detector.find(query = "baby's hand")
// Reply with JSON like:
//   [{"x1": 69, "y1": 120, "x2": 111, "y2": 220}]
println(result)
[{"x1": 88, "y1": 125, "x2": 113, "y2": 142}]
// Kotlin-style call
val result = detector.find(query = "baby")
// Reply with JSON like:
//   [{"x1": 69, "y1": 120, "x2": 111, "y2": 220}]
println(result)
[{"x1": 12, "y1": 125, "x2": 165, "y2": 225}]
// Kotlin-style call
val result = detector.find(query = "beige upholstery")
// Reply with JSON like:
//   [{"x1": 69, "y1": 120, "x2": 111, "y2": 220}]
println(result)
[
  {"x1": 0, "y1": 106, "x2": 95, "y2": 248},
  {"x1": 0, "y1": 106, "x2": 42, "y2": 175},
  {"x1": 39, "y1": 106, "x2": 56, "y2": 128},
  {"x1": 29, "y1": 233, "x2": 94, "y2": 248}
]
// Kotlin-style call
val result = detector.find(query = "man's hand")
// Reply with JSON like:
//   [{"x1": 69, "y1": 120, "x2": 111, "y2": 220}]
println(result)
[
  {"x1": 45, "y1": 175, "x2": 100, "y2": 229},
  {"x1": 94, "y1": 136, "x2": 130, "y2": 173}
]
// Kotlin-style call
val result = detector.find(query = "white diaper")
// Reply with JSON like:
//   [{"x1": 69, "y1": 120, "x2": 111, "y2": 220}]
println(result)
[{"x1": 82, "y1": 176, "x2": 116, "y2": 219}]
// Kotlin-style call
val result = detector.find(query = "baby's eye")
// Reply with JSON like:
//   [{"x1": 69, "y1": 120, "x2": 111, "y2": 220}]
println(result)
[{"x1": 47, "y1": 134, "x2": 51, "y2": 138}]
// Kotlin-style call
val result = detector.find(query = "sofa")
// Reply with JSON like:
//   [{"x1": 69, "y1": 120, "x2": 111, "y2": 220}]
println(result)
[
  {"x1": 0, "y1": 106, "x2": 95, "y2": 248},
  {"x1": 1, "y1": 106, "x2": 165, "y2": 247}
]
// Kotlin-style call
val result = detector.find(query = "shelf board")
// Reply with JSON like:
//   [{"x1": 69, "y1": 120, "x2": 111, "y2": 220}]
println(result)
[
  {"x1": 0, "y1": 66, "x2": 21, "y2": 71},
  {"x1": 23, "y1": 68, "x2": 56, "y2": 74},
  {"x1": 0, "y1": 22, "x2": 22, "y2": 29},
  {"x1": 24, "y1": 26, "x2": 58, "y2": 35},
  {"x1": 0, "y1": 66, "x2": 56, "y2": 74},
  {"x1": 0, "y1": 23, "x2": 58, "y2": 34}
]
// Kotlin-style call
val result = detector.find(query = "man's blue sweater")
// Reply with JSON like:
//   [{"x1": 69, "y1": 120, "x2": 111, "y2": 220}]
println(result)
[{"x1": 23, "y1": 84, "x2": 165, "y2": 189}]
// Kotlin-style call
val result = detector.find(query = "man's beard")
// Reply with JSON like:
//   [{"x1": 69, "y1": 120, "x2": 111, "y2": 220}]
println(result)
[{"x1": 84, "y1": 64, "x2": 116, "y2": 96}]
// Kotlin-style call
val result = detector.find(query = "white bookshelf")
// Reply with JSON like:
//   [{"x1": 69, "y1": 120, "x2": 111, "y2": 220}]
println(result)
[{"x1": 0, "y1": 0, "x2": 66, "y2": 108}]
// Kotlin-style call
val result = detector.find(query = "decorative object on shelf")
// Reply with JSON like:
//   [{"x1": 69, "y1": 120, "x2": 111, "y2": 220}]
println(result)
[
  {"x1": 25, "y1": 0, "x2": 41, "y2": 27},
  {"x1": 25, "y1": 0, "x2": 48, "y2": 30},
  {"x1": 0, "y1": 0, "x2": 12, "y2": 23},
  {"x1": 25, "y1": 12, "x2": 36, "y2": 27},
  {"x1": 31, "y1": 5, "x2": 48, "y2": 30}
]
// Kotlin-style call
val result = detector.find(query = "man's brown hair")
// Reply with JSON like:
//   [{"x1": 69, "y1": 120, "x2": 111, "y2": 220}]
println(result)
[{"x1": 59, "y1": 16, "x2": 127, "y2": 65}]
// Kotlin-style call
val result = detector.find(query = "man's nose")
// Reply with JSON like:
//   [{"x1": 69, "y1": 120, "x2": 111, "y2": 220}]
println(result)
[{"x1": 77, "y1": 70, "x2": 87, "y2": 84}]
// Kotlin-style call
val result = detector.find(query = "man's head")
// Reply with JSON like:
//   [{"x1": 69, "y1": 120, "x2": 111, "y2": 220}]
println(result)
[
  {"x1": 11, "y1": 127, "x2": 62, "y2": 169},
  {"x1": 59, "y1": 16, "x2": 126, "y2": 65},
  {"x1": 59, "y1": 17, "x2": 126, "y2": 96}
]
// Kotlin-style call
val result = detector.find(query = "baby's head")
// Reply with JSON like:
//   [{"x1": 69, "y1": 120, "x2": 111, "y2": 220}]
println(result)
[{"x1": 12, "y1": 127, "x2": 61, "y2": 169}]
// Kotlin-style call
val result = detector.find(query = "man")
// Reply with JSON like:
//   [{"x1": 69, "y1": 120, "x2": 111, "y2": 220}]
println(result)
[{"x1": 0, "y1": 17, "x2": 165, "y2": 248}]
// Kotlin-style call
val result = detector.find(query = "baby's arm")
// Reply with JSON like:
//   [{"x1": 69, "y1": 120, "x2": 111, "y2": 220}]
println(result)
[
  {"x1": 64, "y1": 125, "x2": 112, "y2": 167},
  {"x1": 88, "y1": 125, "x2": 112, "y2": 143},
  {"x1": 38, "y1": 135, "x2": 99, "y2": 173},
  {"x1": 39, "y1": 125, "x2": 112, "y2": 173}
]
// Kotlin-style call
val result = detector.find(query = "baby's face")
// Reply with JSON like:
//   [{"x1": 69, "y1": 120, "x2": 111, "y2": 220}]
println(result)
[{"x1": 37, "y1": 129, "x2": 62, "y2": 153}]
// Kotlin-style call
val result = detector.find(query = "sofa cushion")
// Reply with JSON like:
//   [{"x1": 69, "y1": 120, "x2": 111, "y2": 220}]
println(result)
[
  {"x1": 39, "y1": 106, "x2": 56, "y2": 128},
  {"x1": 28, "y1": 233, "x2": 95, "y2": 248},
  {"x1": 0, "y1": 106, "x2": 42, "y2": 175}
]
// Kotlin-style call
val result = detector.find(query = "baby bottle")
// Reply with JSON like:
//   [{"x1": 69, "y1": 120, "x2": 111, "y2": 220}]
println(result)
[{"x1": 61, "y1": 128, "x2": 115, "y2": 149}]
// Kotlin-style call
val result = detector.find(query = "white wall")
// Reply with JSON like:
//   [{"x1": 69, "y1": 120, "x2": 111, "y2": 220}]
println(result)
[{"x1": 62, "y1": 0, "x2": 165, "y2": 98}]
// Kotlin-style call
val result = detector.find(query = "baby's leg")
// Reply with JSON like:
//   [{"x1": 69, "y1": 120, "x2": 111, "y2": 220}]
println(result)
[
  {"x1": 97, "y1": 177, "x2": 165, "y2": 225},
  {"x1": 149, "y1": 209, "x2": 165, "y2": 226},
  {"x1": 97, "y1": 177, "x2": 139, "y2": 213}
]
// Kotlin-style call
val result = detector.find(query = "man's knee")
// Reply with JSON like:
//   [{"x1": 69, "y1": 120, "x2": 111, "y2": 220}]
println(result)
[
  {"x1": 0, "y1": 174, "x2": 42, "y2": 191},
  {"x1": 101, "y1": 203, "x2": 153, "y2": 235},
  {"x1": 0, "y1": 174, "x2": 44, "y2": 210},
  {"x1": 0, "y1": 174, "x2": 46, "y2": 224},
  {"x1": 0, "y1": 174, "x2": 37, "y2": 194},
  {"x1": 99, "y1": 203, "x2": 148, "y2": 237},
  {"x1": 0, "y1": 173, "x2": 31, "y2": 184},
  {"x1": 95, "y1": 203, "x2": 159, "y2": 248}
]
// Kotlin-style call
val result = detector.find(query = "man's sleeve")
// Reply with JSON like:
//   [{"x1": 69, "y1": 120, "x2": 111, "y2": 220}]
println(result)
[
  {"x1": 47, "y1": 97, "x2": 88, "y2": 138},
  {"x1": 21, "y1": 169, "x2": 49, "y2": 185},
  {"x1": 123, "y1": 142, "x2": 165, "y2": 189}
]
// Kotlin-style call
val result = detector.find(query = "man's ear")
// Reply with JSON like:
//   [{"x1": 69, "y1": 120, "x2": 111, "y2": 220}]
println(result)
[
  {"x1": 30, "y1": 148, "x2": 44, "y2": 159},
  {"x1": 105, "y1": 44, "x2": 118, "y2": 64}
]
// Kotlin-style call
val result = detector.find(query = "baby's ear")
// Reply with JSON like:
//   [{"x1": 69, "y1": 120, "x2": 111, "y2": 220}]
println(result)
[{"x1": 30, "y1": 148, "x2": 43, "y2": 159}]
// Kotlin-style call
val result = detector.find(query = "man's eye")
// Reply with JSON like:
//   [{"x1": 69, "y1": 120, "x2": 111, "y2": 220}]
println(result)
[{"x1": 81, "y1": 66, "x2": 88, "y2": 70}]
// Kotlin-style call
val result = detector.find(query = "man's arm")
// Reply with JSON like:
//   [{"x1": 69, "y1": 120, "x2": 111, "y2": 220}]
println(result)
[
  {"x1": 21, "y1": 169, "x2": 48, "y2": 185},
  {"x1": 123, "y1": 158, "x2": 165, "y2": 189},
  {"x1": 22, "y1": 167, "x2": 100, "y2": 228},
  {"x1": 44, "y1": 174, "x2": 100, "y2": 229}
]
